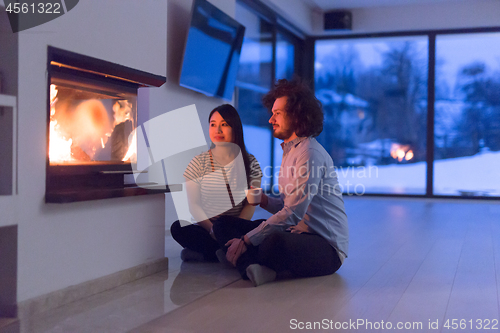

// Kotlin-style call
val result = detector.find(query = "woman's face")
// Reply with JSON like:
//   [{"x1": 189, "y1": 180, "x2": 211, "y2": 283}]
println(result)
[{"x1": 209, "y1": 111, "x2": 234, "y2": 143}]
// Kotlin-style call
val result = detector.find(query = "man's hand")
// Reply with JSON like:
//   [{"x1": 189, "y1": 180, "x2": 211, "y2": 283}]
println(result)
[{"x1": 225, "y1": 238, "x2": 247, "y2": 266}]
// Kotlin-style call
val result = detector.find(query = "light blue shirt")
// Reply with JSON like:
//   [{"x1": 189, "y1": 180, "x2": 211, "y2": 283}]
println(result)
[{"x1": 246, "y1": 137, "x2": 349, "y2": 258}]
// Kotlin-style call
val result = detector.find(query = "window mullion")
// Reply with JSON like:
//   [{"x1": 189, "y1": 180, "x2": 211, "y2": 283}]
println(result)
[{"x1": 426, "y1": 34, "x2": 436, "y2": 197}]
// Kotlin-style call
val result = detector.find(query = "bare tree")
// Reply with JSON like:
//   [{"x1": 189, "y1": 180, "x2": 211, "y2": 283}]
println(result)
[
  {"x1": 374, "y1": 41, "x2": 428, "y2": 160},
  {"x1": 455, "y1": 62, "x2": 500, "y2": 153}
]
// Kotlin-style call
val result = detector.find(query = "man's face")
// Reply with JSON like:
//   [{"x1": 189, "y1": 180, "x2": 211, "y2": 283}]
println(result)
[{"x1": 269, "y1": 96, "x2": 295, "y2": 141}]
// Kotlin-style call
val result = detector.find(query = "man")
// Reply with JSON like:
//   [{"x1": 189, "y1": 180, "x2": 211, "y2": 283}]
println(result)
[{"x1": 213, "y1": 78, "x2": 349, "y2": 287}]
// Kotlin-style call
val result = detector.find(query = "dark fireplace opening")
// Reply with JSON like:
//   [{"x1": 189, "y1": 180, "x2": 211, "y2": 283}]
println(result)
[{"x1": 45, "y1": 47, "x2": 179, "y2": 203}]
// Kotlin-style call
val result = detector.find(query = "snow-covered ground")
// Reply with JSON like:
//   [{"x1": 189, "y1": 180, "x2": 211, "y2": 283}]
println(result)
[
  {"x1": 243, "y1": 125, "x2": 499, "y2": 197},
  {"x1": 338, "y1": 150, "x2": 500, "y2": 196}
]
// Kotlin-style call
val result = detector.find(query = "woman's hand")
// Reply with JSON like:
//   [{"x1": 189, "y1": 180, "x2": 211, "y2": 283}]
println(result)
[
  {"x1": 248, "y1": 186, "x2": 267, "y2": 208},
  {"x1": 225, "y1": 238, "x2": 247, "y2": 266}
]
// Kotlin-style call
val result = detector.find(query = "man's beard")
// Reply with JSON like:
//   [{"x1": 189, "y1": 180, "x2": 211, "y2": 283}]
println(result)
[{"x1": 272, "y1": 126, "x2": 294, "y2": 141}]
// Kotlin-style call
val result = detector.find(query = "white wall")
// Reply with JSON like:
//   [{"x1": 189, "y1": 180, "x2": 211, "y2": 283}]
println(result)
[
  {"x1": 263, "y1": 0, "x2": 314, "y2": 35},
  {"x1": 262, "y1": 0, "x2": 500, "y2": 36},
  {"x1": 15, "y1": 0, "x2": 167, "y2": 303},
  {"x1": 310, "y1": 0, "x2": 500, "y2": 35},
  {"x1": 12, "y1": 0, "x2": 235, "y2": 303}
]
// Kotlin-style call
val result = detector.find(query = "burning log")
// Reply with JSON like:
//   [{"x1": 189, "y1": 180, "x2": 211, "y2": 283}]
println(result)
[
  {"x1": 110, "y1": 100, "x2": 134, "y2": 160},
  {"x1": 70, "y1": 145, "x2": 91, "y2": 162}
]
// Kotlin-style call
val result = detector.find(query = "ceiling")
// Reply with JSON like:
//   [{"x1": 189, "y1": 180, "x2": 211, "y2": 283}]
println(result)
[{"x1": 301, "y1": 0, "x2": 470, "y2": 11}]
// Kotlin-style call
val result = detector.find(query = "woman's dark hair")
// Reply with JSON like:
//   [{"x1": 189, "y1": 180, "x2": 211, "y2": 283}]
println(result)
[
  {"x1": 262, "y1": 78, "x2": 323, "y2": 137},
  {"x1": 209, "y1": 104, "x2": 252, "y2": 188}
]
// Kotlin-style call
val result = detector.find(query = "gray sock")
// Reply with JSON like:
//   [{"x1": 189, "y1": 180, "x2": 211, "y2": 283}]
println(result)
[{"x1": 246, "y1": 264, "x2": 276, "y2": 287}]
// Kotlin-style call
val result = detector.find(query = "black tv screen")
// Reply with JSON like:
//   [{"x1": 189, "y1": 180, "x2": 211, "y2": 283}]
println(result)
[{"x1": 179, "y1": 0, "x2": 245, "y2": 101}]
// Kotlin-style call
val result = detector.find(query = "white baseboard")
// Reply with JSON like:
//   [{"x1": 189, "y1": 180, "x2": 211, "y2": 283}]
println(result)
[{"x1": 18, "y1": 257, "x2": 168, "y2": 319}]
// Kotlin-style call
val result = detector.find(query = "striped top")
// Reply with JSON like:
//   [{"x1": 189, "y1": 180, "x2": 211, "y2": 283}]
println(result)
[{"x1": 184, "y1": 150, "x2": 262, "y2": 219}]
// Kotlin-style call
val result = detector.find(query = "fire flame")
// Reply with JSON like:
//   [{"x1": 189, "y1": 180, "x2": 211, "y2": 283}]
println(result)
[
  {"x1": 122, "y1": 129, "x2": 137, "y2": 162},
  {"x1": 49, "y1": 84, "x2": 136, "y2": 163},
  {"x1": 405, "y1": 150, "x2": 414, "y2": 161},
  {"x1": 49, "y1": 85, "x2": 73, "y2": 162},
  {"x1": 49, "y1": 119, "x2": 73, "y2": 162},
  {"x1": 390, "y1": 143, "x2": 414, "y2": 162}
]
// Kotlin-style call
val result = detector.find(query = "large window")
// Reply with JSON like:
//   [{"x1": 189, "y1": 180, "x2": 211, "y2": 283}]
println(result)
[
  {"x1": 272, "y1": 30, "x2": 297, "y2": 180},
  {"x1": 234, "y1": 2, "x2": 499, "y2": 199},
  {"x1": 276, "y1": 31, "x2": 295, "y2": 80},
  {"x1": 235, "y1": 2, "x2": 273, "y2": 190},
  {"x1": 434, "y1": 32, "x2": 500, "y2": 197},
  {"x1": 315, "y1": 37, "x2": 428, "y2": 195},
  {"x1": 235, "y1": 1, "x2": 303, "y2": 191},
  {"x1": 315, "y1": 28, "x2": 500, "y2": 199}
]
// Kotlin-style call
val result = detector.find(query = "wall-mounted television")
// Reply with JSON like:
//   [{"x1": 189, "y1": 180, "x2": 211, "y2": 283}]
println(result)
[{"x1": 179, "y1": 0, "x2": 245, "y2": 101}]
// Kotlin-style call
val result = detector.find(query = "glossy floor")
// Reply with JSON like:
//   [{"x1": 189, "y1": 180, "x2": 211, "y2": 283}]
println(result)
[{"x1": 20, "y1": 197, "x2": 500, "y2": 332}]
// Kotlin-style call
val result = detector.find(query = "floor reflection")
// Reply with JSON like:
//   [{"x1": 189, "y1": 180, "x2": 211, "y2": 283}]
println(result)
[{"x1": 169, "y1": 262, "x2": 240, "y2": 305}]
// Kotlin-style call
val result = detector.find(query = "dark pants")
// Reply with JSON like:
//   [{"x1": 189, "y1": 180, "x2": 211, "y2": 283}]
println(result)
[
  {"x1": 212, "y1": 215, "x2": 342, "y2": 279},
  {"x1": 170, "y1": 220, "x2": 219, "y2": 262}
]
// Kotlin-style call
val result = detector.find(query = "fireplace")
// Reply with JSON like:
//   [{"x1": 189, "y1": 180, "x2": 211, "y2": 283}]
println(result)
[{"x1": 45, "y1": 47, "x2": 178, "y2": 203}]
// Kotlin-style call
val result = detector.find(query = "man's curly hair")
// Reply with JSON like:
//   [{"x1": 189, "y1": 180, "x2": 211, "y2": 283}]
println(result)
[{"x1": 262, "y1": 78, "x2": 323, "y2": 137}]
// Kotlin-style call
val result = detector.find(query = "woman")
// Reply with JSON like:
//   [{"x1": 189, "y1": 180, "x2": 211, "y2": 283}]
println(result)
[{"x1": 170, "y1": 104, "x2": 262, "y2": 262}]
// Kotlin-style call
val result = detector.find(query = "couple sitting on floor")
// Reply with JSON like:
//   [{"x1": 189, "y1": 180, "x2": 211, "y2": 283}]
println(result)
[{"x1": 170, "y1": 78, "x2": 349, "y2": 287}]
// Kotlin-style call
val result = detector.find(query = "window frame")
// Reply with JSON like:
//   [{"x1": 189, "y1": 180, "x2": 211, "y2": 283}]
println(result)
[
  {"x1": 236, "y1": 0, "x2": 306, "y2": 191},
  {"x1": 313, "y1": 26, "x2": 500, "y2": 200}
]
